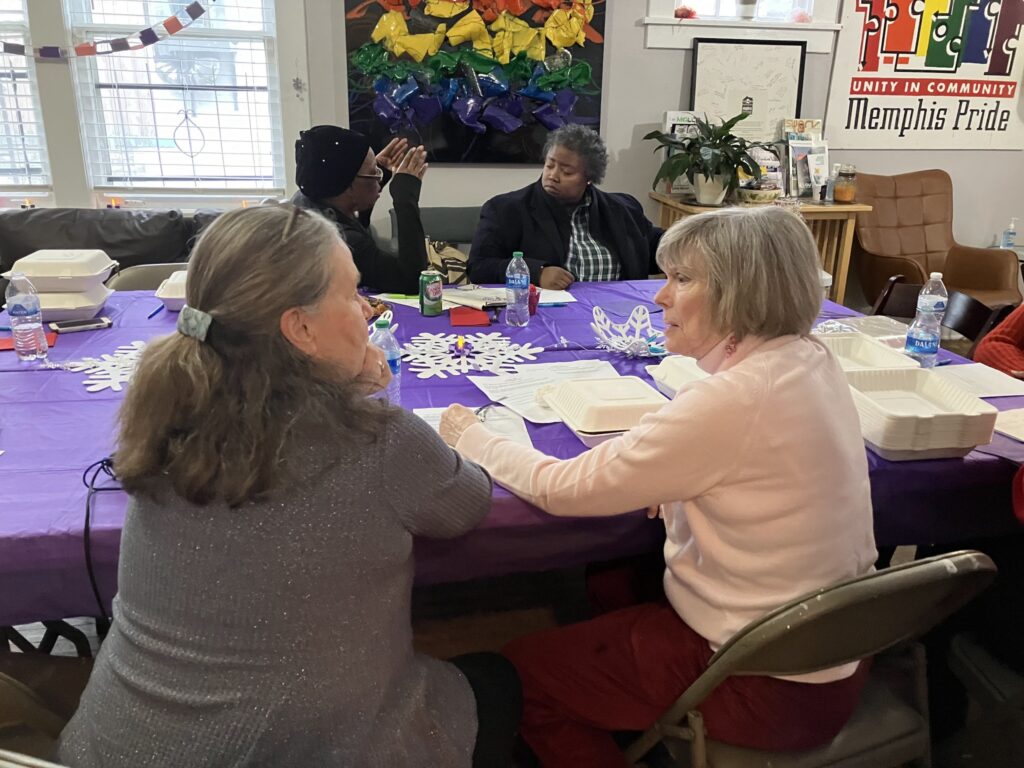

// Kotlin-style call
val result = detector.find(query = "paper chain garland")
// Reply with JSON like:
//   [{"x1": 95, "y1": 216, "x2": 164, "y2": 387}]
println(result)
[{"x1": 1, "y1": 2, "x2": 210, "y2": 61}]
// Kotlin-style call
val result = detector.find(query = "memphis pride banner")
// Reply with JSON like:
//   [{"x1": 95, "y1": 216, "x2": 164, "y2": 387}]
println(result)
[{"x1": 825, "y1": 0, "x2": 1024, "y2": 149}]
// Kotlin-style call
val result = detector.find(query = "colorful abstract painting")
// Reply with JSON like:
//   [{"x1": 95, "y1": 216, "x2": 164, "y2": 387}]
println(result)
[{"x1": 344, "y1": 1, "x2": 605, "y2": 163}]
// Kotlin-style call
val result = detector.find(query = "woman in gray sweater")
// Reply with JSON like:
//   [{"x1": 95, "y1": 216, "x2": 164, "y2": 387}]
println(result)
[{"x1": 57, "y1": 205, "x2": 520, "y2": 767}]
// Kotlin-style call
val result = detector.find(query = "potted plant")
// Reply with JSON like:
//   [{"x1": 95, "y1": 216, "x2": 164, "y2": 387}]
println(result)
[{"x1": 643, "y1": 112, "x2": 776, "y2": 206}]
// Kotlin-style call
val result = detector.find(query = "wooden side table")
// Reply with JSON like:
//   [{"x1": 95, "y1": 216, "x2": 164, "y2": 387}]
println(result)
[{"x1": 649, "y1": 192, "x2": 872, "y2": 305}]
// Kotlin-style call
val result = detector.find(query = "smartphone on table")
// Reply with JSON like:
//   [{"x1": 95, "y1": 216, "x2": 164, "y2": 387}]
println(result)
[{"x1": 48, "y1": 317, "x2": 113, "y2": 334}]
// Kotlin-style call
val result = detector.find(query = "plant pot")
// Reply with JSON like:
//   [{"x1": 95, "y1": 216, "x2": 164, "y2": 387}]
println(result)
[
  {"x1": 693, "y1": 174, "x2": 729, "y2": 206},
  {"x1": 736, "y1": 0, "x2": 757, "y2": 19}
]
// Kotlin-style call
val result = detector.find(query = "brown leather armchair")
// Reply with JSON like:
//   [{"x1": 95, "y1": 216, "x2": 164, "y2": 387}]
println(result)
[{"x1": 853, "y1": 169, "x2": 1021, "y2": 308}]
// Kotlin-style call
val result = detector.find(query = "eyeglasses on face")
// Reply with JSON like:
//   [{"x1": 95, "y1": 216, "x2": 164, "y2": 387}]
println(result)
[{"x1": 355, "y1": 166, "x2": 384, "y2": 181}]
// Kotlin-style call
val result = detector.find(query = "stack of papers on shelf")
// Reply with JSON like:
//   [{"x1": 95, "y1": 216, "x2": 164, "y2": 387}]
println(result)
[
  {"x1": 846, "y1": 368, "x2": 997, "y2": 461},
  {"x1": 468, "y1": 359, "x2": 620, "y2": 423}
]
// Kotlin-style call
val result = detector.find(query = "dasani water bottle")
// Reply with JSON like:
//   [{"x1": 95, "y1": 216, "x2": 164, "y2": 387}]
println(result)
[
  {"x1": 369, "y1": 317, "x2": 402, "y2": 405},
  {"x1": 904, "y1": 272, "x2": 947, "y2": 369},
  {"x1": 5, "y1": 272, "x2": 48, "y2": 362},
  {"x1": 505, "y1": 250, "x2": 530, "y2": 327}
]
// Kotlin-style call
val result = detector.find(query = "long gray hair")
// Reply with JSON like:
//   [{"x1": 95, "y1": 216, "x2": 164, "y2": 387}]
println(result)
[{"x1": 116, "y1": 205, "x2": 389, "y2": 507}]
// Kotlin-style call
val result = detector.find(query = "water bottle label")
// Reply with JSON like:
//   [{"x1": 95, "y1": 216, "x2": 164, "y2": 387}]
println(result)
[
  {"x1": 507, "y1": 274, "x2": 528, "y2": 290},
  {"x1": 387, "y1": 357, "x2": 401, "y2": 375},
  {"x1": 905, "y1": 335, "x2": 939, "y2": 356},
  {"x1": 8, "y1": 304, "x2": 32, "y2": 317}
]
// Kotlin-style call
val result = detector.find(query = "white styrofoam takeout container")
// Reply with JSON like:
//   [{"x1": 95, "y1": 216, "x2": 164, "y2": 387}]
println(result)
[
  {"x1": 845, "y1": 368, "x2": 996, "y2": 461},
  {"x1": 155, "y1": 270, "x2": 189, "y2": 312},
  {"x1": 815, "y1": 333, "x2": 920, "y2": 373},
  {"x1": 36, "y1": 285, "x2": 113, "y2": 322},
  {"x1": 544, "y1": 376, "x2": 669, "y2": 435},
  {"x1": 2, "y1": 249, "x2": 118, "y2": 292},
  {"x1": 645, "y1": 355, "x2": 710, "y2": 399}
]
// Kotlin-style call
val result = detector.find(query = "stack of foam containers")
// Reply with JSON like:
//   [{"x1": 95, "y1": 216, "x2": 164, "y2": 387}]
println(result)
[
  {"x1": 812, "y1": 331, "x2": 996, "y2": 460},
  {"x1": 843, "y1": 368, "x2": 997, "y2": 460},
  {"x1": 2, "y1": 249, "x2": 116, "y2": 322}
]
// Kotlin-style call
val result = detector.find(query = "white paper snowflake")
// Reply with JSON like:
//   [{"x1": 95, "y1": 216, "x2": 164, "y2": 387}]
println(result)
[
  {"x1": 401, "y1": 332, "x2": 544, "y2": 379},
  {"x1": 55, "y1": 341, "x2": 147, "y2": 393},
  {"x1": 591, "y1": 306, "x2": 665, "y2": 358}
]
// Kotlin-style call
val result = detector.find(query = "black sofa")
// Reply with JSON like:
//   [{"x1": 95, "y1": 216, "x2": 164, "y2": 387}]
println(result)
[{"x1": 0, "y1": 208, "x2": 224, "y2": 277}]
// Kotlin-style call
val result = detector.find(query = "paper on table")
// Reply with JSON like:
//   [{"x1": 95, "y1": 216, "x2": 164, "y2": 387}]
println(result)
[
  {"x1": 469, "y1": 359, "x2": 620, "y2": 423},
  {"x1": 414, "y1": 406, "x2": 534, "y2": 447},
  {"x1": 933, "y1": 363, "x2": 1024, "y2": 398},
  {"x1": 372, "y1": 293, "x2": 456, "y2": 310},
  {"x1": 995, "y1": 409, "x2": 1024, "y2": 442},
  {"x1": 538, "y1": 289, "x2": 577, "y2": 305}
]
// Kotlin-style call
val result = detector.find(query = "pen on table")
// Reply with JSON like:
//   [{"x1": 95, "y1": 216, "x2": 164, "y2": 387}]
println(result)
[
  {"x1": 147, "y1": 305, "x2": 164, "y2": 320},
  {"x1": 0, "y1": 326, "x2": 9, "y2": 332}
]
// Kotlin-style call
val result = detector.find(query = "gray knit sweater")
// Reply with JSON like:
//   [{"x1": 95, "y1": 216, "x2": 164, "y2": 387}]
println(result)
[{"x1": 58, "y1": 409, "x2": 493, "y2": 767}]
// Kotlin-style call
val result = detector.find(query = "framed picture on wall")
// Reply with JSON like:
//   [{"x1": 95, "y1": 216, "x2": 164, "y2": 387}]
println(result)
[{"x1": 689, "y1": 39, "x2": 806, "y2": 142}]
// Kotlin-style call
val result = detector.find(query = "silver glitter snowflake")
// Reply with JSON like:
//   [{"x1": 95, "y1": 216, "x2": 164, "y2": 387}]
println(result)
[
  {"x1": 401, "y1": 332, "x2": 544, "y2": 379},
  {"x1": 53, "y1": 340, "x2": 147, "y2": 393}
]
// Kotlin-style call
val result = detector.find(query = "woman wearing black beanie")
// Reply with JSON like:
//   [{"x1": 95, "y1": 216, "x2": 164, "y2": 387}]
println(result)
[{"x1": 291, "y1": 125, "x2": 429, "y2": 294}]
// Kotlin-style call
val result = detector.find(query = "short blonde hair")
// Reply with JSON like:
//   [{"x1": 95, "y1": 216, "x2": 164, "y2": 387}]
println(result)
[{"x1": 656, "y1": 206, "x2": 822, "y2": 341}]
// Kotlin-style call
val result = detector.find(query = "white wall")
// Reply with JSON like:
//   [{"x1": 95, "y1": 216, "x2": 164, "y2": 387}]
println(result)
[{"x1": 303, "y1": 2, "x2": 1021, "y2": 262}]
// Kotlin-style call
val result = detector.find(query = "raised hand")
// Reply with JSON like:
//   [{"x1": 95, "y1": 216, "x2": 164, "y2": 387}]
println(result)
[
  {"x1": 395, "y1": 146, "x2": 429, "y2": 181},
  {"x1": 375, "y1": 137, "x2": 409, "y2": 173}
]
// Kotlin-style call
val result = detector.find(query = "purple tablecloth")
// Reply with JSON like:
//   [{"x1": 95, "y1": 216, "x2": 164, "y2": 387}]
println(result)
[{"x1": 0, "y1": 281, "x2": 1021, "y2": 626}]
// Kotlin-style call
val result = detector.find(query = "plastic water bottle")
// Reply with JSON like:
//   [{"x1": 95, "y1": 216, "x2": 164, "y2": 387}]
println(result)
[
  {"x1": 505, "y1": 250, "x2": 530, "y2": 327},
  {"x1": 904, "y1": 272, "x2": 947, "y2": 369},
  {"x1": 369, "y1": 317, "x2": 402, "y2": 405},
  {"x1": 1001, "y1": 217, "x2": 1018, "y2": 249},
  {"x1": 4, "y1": 272, "x2": 48, "y2": 362}
]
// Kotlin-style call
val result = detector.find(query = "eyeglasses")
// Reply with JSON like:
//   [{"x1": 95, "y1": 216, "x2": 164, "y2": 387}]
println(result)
[{"x1": 355, "y1": 166, "x2": 384, "y2": 182}]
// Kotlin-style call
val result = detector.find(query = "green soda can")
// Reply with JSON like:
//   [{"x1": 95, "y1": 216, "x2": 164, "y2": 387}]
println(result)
[{"x1": 419, "y1": 269, "x2": 444, "y2": 316}]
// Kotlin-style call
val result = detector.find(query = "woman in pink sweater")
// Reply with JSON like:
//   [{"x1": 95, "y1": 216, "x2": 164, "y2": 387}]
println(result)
[{"x1": 440, "y1": 206, "x2": 878, "y2": 767}]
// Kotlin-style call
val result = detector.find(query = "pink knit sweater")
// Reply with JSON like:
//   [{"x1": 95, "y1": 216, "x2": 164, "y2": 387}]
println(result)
[{"x1": 457, "y1": 334, "x2": 878, "y2": 683}]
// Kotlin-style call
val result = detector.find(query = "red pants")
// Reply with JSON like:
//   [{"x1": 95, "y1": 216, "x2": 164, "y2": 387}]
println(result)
[{"x1": 503, "y1": 601, "x2": 869, "y2": 768}]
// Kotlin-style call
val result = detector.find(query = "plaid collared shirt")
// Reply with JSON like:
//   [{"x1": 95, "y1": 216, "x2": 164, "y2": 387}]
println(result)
[{"x1": 566, "y1": 192, "x2": 620, "y2": 281}]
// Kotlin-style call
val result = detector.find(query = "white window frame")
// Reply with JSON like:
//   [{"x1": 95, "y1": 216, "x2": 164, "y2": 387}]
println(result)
[
  {"x1": 643, "y1": 0, "x2": 842, "y2": 54},
  {"x1": 18, "y1": 0, "x2": 308, "y2": 210},
  {"x1": 0, "y1": 0, "x2": 53, "y2": 206}
]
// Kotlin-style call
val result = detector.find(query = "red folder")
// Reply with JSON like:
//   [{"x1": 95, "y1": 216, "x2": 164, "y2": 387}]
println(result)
[{"x1": 450, "y1": 306, "x2": 491, "y2": 327}]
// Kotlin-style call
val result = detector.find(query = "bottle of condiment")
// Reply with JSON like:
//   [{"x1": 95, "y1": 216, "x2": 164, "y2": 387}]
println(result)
[{"x1": 834, "y1": 164, "x2": 857, "y2": 203}]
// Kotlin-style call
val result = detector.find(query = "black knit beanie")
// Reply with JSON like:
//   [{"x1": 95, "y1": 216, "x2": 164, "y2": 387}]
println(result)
[{"x1": 295, "y1": 125, "x2": 371, "y2": 200}]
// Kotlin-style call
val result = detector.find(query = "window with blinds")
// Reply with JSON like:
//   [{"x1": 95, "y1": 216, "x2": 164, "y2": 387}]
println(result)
[
  {"x1": 64, "y1": 0, "x2": 284, "y2": 192},
  {"x1": 0, "y1": 0, "x2": 51, "y2": 188}
]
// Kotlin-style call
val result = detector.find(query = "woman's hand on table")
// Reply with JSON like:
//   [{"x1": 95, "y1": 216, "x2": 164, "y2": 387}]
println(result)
[
  {"x1": 375, "y1": 138, "x2": 409, "y2": 173},
  {"x1": 440, "y1": 404, "x2": 479, "y2": 447},
  {"x1": 356, "y1": 344, "x2": 391, "y2": 394},
  {"x1": 539, "y1": 266, "x2": 574, "y2": 290}
]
